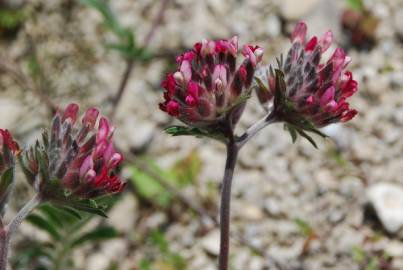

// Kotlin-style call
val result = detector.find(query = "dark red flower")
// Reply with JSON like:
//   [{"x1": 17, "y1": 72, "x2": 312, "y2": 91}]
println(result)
[{"x1": 160, "y1": 37, "x2": 263, "y2": 128}]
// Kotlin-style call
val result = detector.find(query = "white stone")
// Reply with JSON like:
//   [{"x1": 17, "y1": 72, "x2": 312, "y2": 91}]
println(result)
[
  {"x1": 280, "y1": 0, "x2": 321, "y2": 20},
  {"x1": 386, "y1": 240, "x2": 403, "y2": 257},
  {"x1": 201, "y1": 229, "x2": 220, "y2": 256},
  {"x1": 107, "y1": 194, "x2": 138, "y2": 233},
  {"x1": 394, "y1": 9, "x2": 403, "y2": 38},
  {"x1": 266, "y1": 15, "x2": 281, "y2": 37},
  {"x1": 367, "y1": 183, "x2": 403, "y2": 234}
]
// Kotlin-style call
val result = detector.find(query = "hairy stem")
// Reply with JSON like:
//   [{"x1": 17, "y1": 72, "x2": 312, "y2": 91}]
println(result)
[
  {"x1": 236, "y1": 111, "x2": 277, "y2": 149},
  {"x1": 0, "y1": 227, "x2": 8, "y2": 270},
  {"x1": 218, "y1": 138, "x2": 238, "y2": 270},
  {"x1": 0, "y1": 194, "x2": 42, "y2": 270}
]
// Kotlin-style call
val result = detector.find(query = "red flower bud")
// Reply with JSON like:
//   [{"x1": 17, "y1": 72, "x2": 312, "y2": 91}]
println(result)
[
  {"x1": 258, "y1": 21, "x2": 358, "y2": 128},
  {"x1": 160, "y1": 37, "x2": 263, "y2": 129},
  {"x1": 20, "y1": 103, "x2": 125, "y2": 199},
  {"x1": 0, "y1": 129, "x2": 19, "y2": 173}
]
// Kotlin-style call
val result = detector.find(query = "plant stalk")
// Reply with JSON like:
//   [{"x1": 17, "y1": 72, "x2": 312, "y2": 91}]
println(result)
[
  {"x1": 236, "y1": 111, "x2": 277, "y2": 149},
  {"x1": 0, "y1": 193, "x2": 42, "y2": 270},
  {"x1": 218, "y1": 138, "x2": 238, "y2": 270}
]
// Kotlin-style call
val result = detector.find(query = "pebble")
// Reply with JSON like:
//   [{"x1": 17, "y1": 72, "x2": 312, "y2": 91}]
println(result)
[
  {"x1": 279, "y1": 0, "x2": 321, "y2": 20},
  {"x1": 367, "y1": 182, "x2": 403, "y2": 234},
  {"x1": 393, "y1": 8, "x2": 403, "y2": 38},
  {"x1": 201, "y1": 229, "x2": 220, "y2": 256}
]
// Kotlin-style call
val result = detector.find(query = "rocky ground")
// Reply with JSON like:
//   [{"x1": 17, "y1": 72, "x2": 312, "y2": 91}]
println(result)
[{"x1": 2, "y1": 0, "x2": 403, "y2": 269}]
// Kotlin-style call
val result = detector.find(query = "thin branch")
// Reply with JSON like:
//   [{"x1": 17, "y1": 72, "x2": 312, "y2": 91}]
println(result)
[
  {"x1": 236, "y1": 111, "x2": 277, "y2": 150},
  {"x1": 0, "y1": 193, "x2": 43, "y2": 270},
  {"x1": 110, "y1": 0, "x2": 172, "y2": 119},
  {"x1": 6, "y1": 193, "x2": 43, "y2": 237}
]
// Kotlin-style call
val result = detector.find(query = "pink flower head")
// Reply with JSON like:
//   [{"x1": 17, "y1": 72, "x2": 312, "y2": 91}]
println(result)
[
  {"x1": 0, "y1": 129, "x2": 19, "y2": 173},
  {"x1": 160, "y1": 37, "x2": 264, "y2": 129},
  {"x1": 20, "y1": 103, "x2": 125, "y2": 199},
  {"x1": 258, "y1": 22, "x2": 358, "y2": 128}
]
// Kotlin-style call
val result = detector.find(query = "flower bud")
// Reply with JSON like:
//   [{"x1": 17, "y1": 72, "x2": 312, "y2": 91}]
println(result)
[
  {"x1": 0, "y1": 129, "x2": 19, "y2": 214},
  {"x1": 160, "y1": 37, "x2": 264, "y2": 131},
  {"x1": 20, "y1": 103, "x2": 125, "y2": 200},
  {"x1": 256, "y1": 21, "x2": 358, "y2": 130}
]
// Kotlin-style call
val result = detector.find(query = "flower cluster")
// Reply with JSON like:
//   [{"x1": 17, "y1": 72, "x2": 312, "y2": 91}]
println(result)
[
  {"x1": 160, "y1": 37, "x2": 263, "y2": 129},
  {"x1": 0, "y1": 129, "x2": 19, "y2": 173},
  {"x1": 257, "y1": 22, "x2": 358, "y2": 128},
  {"x1": 20, "y1": 103, "x2": 125, "y2": 199}
]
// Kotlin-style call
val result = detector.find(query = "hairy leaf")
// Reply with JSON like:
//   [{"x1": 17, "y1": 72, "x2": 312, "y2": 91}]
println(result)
[
  {"x1": 130, "y1": 166, "x2": 172, "y2": 207},
  {"x1": 71, "y1": 226, "x2": 119, "y2": 248},
  {"x1": 26, "y1": 214, "x2": 61, "y2": 240},
  {"x1": 296, "y1": 129, "x2": 318, "y2": 148},
  {"x1": 0, "y1": 167, "x2": 14, "y2": 214},
  {"x1": 54, "y1": 199, "x2": 107, "y2": 217}
]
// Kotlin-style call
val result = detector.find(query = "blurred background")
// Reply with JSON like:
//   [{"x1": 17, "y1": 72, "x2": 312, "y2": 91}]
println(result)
[{"x1": 1, "y1": 0, "x2": 403, "y2": 269}]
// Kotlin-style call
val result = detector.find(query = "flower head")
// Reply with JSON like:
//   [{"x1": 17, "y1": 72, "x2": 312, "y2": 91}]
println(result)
[
  {"x1": 257, "y1": 22, "x2": 358, "y2": 130},
  {"x1": 160, "y1": 37, "x2": 263, "y2": 131},
  {"x1": 20, "y1": 103, "x2": 125, "y2": 200},
  {"x1": 0, "y1": 129, "x2": 19, "y2": 173}
]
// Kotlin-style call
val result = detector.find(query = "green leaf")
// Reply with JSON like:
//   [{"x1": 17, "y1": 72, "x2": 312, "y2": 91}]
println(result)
[
  {"x1": 346, "y1": 0, "x2": 364, "y2": 11},
  {"x1": 254, "y1": 77, "x2": 269, "y2": 93},
  {"x1": 273, "y1": 69, "x2": 286, "y2": 110},
  {"x1": 10, "y1": 243, "x2": 52, "y2": 270},
  {"x1": 149, "y1": 230, "x2": 169, "y2": 253},
  {"x1": 18, "y1": 154, "x2": 36, "y2": 185},
  {"x1": 80, "y1": 0, "x2": 121, "y2": 33},
  {"x1": 27, "y1": 55, "x2": 41, "y2": 80},
  {"x1": 171, "y1": 150, "x2": 202, "y2": 187},
  {"x1": 139, "y1": 259, "x2": 152, "y2": 270},
  {"x1": 53, "y1": 199, "x2": 108, "y2": 218},
  {"x1": 56, "y1": 206, "x2": 82, "y2": 220},
  {"x1": 35, "y1": 144, "x2": 49, "y2": 183},
  {"x1": 38, "y1": 204, "x2": 63, "y2": 227},
  {"x1": 71, "y1": 226, "x2": 119, "y2": 248},
  {"x1": 37, "y1": 204, "x2": 81, "y2": 227},
  {"x1": 294, "y1": 218, "x2": 313, "y2": 237},
  {"x1": 0, "y1": 167, "x2": 14, "y2": 212},
  {"x1": 164, "y1": 126, "x2": 226, "y2": 142},
  {"x1": 299, "y1": 120, "x2": 328, "y2": 138},
  {"x1": 285, "y1": 124, "x2": 298, "y2": 143},
  {"x1": 296, "y1": 129, "x2": 318, "y2": 148},
  {"x1": 165, "y1": 126, "x2": 201, "y2": 137},
  {"x1": 130, "y1": 166, "x2": 172, "y2": 207},
  {"x1": 352, "y1": 246, "x2": 366, "y2": 263},
  {"x1": 26, "y1": 214, "x2": 61, "y2": 240},
  {"x1": 365, "y1": 257, "x2": 379, "y2": 270},
  {"x1": 0, "y1": 9, "x2": 25, "y2": 30},
  {"x1": 166, "y1": 253, "x2": 187, "y2": 270}
]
